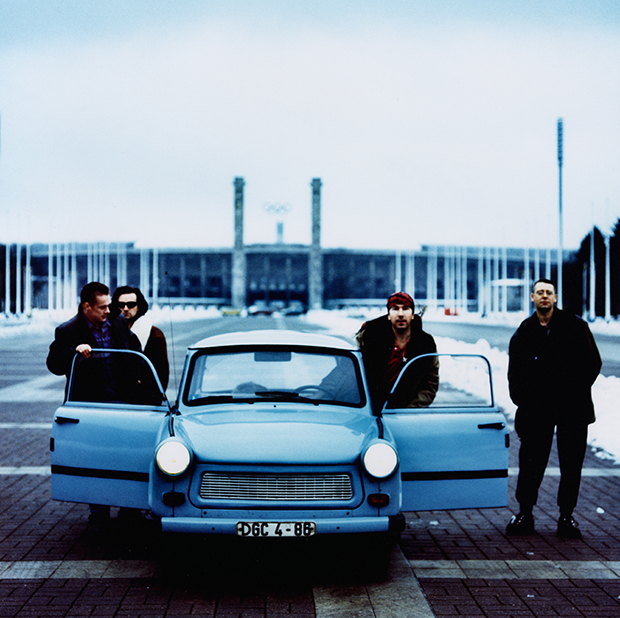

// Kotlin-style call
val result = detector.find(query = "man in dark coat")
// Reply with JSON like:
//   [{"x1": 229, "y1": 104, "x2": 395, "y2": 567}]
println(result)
[
  {"x1": 506, "y1": 278, "x2": 601, "y2": 539},
  {"x1": 47, "y1": 281, "x2": 141, "y2": 523},
  {"x1": 112, "y1": 285, "x2": 169, "y2": 390},
  {"x1": 356, "y1": 291, "x2": 439, "y2": 413},
  {"x1": 47, "y1": 281, "x2": 140, "y2": 402}
]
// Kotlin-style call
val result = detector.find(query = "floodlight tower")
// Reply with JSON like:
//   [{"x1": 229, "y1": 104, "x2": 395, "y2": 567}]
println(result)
[{"x1": 557, "y1": 118, "x2": 564, "y2": 307}]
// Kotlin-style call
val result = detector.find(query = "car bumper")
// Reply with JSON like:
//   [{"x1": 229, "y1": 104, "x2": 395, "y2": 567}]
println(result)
[{"x1": 160, "y1": 516, "x2": 391, "y2": 535}]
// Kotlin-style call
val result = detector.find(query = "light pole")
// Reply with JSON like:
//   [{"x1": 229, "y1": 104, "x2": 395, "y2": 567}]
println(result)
[
  {"x1": 604, "y1": 232, "x2": 611, "y2": 322},
  {"x1": 557, "y1": 118, "x2": 564, "y2": 308}
]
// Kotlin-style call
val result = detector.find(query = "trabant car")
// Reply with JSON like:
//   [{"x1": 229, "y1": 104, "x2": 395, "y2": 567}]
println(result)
[{"x1": 50, "y1": 330, "x2": 508, "y2": 557}]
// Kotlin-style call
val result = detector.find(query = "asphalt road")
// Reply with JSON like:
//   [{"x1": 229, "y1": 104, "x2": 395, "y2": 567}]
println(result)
[{"x1": 2, "y1": 314, "x2": 620, "y2": 617}]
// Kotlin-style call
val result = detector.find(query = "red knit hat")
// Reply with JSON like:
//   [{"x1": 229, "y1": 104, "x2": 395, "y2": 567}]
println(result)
[{"x1": 387, "y1": 291, "x2": 414, "y2": 311}]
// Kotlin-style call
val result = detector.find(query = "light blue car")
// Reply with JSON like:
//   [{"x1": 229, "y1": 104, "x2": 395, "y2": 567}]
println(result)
[{"x1": 50, "y1": 330, "x2": 508, "y2": 554}]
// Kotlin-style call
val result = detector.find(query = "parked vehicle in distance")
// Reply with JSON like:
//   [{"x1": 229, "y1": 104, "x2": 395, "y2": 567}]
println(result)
[
  {"x1": 282, "y1": 301, "x2": 306, "y2": 315},
  {"x1": 50, "y1": 330, "x2": 509, "y2": 571},
  {"x1": 247, "y1": 301, "x2": 273, "y2": 316}
]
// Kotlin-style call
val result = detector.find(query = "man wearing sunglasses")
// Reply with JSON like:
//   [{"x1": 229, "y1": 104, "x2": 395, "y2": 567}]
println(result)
[{"x1": 111, "y1": 285, "x2": 169, "y2": 390}]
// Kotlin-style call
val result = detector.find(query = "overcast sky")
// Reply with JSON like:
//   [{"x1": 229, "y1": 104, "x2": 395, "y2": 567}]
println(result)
[{"x1": 0, "y1": 0, "x2": 619, "y2": 251}]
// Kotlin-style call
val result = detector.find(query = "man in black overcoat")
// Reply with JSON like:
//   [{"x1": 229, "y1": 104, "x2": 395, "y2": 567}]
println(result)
[{"x1": 506, "y1": 278, "x2": 601, "y2": 539}]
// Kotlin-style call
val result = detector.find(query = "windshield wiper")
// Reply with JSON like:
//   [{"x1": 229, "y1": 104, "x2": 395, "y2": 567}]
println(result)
[{"x1": 254, "y1": 390, "x2": 316, "y2": 403}]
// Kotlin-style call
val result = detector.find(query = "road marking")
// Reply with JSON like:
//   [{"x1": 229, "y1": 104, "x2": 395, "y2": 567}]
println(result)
[
  {"x1": 0, "y1": 375, "x2": 64, "y2": 402},
  {"x1": 0, "y1": 423, "x2": 52, "y2": 429},
  {"x1": 1, "y1": 555, "x2": 619, "y2": 583},
  {"x1": 0, "y1": 547, "x2": 437, "y2": 617},
  {"x1": 314, "y1": 547, "x2": 435, "y2": 618},
  {"x1": 409, "y1": 559, "x2": 620, "y2": 580},
  {"x1": 0, "y1": 466, "x2": 50, "y2": 475},
  {"x1": 0, "y1": 560, "x2": 158, "y2": 579},
  {"x1": 508, "y1": 467, "x2": 620, "y2": 477}
]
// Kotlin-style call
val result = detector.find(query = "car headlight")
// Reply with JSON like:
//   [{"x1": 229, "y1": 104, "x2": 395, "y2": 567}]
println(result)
[
  {"x1": 156, "y1": 440, "x2": 191, "y2": 476},
  {"x1": 363, "y1": 442, "x2": 398, "y2": 479}
]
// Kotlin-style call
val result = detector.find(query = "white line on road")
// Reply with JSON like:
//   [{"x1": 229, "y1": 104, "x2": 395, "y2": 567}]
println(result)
[
  {"x1": 0, "y1": 466, "x2": 50, "y2": 475},
  {"x1": 0, "y1": 375, "x2": 64, "y2": 402},
  {"x1": 0, "y1": 423, "x2": 52, "y2": 429},
  {"x1": 314, "y1": 548, "x2": 435, "y2": 618},
  {"x1": 2, "y1": 554, "x2": 619, "y2": 585},
  {"x1": 409, "y1": 558, "x2": 620, "y2": 580}
]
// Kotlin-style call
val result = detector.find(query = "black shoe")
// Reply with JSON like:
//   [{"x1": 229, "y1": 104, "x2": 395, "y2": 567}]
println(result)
[
  {"x1": 506, "y1": 512, "x2": 534, "y2": 535},
  {"x1": 557, "y1": 515, "x2": 582, "y2": 539}
]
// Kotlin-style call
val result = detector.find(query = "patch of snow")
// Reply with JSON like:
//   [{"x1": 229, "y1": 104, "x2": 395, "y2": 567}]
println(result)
[{"x1": 304, "y1": 308, "x2": 620, "y2": 465}]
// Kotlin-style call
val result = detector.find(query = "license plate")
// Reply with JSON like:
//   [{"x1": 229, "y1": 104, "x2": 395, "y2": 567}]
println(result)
[{"x1": 236, "y1": 521, "x2": 316, "y2": 538}]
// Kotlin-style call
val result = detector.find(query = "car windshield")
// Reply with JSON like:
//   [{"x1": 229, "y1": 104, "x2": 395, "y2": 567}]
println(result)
[{"x1": 185, "y1": 348, "x2": 363, "y2": 407}]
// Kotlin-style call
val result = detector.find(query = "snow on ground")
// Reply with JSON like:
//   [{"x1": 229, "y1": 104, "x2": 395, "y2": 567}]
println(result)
[
  {"x1": 304, "y1": 308, "x2": 620, "y2": 465},
  {"x1": 2, "y1": 306, "x2": 620, "y2": 464}
]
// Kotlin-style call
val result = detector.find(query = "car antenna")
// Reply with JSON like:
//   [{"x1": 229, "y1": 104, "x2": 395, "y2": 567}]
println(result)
[{"x1": 164, "y1": 295, "x2": 178, "y2": 395}]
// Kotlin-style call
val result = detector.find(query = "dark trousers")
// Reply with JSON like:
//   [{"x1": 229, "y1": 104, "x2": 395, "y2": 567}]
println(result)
[{"x1": 514, "y1": 413, "x2": 588, "y2": 515}]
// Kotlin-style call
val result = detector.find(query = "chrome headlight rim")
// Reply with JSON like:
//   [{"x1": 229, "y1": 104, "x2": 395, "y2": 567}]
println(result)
[
  {"x1": 156, "y1": 439, "x2": 192, "y2": 476},
  {"x1": 363, "y1": 441, "x2": 398, "y2": 479}
]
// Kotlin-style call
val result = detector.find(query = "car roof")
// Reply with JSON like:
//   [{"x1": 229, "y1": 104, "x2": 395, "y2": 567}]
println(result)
[{"x1": 190, "y1": 329, "x2": 356, "y2": 351}]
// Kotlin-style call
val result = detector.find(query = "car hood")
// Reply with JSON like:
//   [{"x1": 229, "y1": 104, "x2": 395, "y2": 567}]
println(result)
[{"x1": 175, "y1": 407, "x2": 379, "y2": 465}]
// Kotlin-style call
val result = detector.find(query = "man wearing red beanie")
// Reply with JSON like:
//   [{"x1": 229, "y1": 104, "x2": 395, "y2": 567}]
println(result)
[{"x1": 356, "y1": 292, "x2": 438, "y2": 413}]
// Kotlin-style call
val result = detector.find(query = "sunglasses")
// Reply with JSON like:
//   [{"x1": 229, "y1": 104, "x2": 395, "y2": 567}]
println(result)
[{"x1": 119, "y1": 301, "x2": 138, "y2": 309}]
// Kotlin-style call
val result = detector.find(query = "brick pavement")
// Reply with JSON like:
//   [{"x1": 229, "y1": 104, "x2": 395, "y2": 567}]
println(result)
[
  {"x1": 400, "y1": 429, "x2": 620, "y2": 617},
  {"x1": 3, "y1": 326, "x2": 620, "y2": 617}
]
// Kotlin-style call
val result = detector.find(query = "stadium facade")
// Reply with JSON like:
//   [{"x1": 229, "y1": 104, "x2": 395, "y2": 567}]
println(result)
[{"x1": 2, "y1": 177, "x2": 563, "y2": 317}]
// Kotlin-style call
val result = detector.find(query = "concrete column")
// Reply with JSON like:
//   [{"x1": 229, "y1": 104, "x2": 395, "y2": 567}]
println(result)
[
  {"x1": 589, "y1": 228, "x2": 596, "y2": 322},
  {"x1": 153, "y1": 247, "x2": 159, "y2": 306},
  {"x1": 25, "y1": 243, "x2": 32, "y2": 315},
  {"x1": 71, "y1": 243, "x2": 78, "y2": 308},
  {"x1": 55, "y1": 244, "x2": 62, "y2": 312},
  {"x1": 477, "y1": 247, "x2": 484, "y2": 315},
  {"x1": 63, "y1": 242, "x2": 70, "y2": 309},
  {"x1": 460, "y1": 247, "x2": 467, "y2": 313},
  {"x1": 394, "y1": 250, "x2": 401, "y2": 292},
  {"x1": 180, "y1": 255, "x2": 187, "y2": 299},
  {"x1": 116, "y1": 242, "x2": 123, "y2": 288},
  {"x1": 232, "y1": 177, "x2": 246, "y2": 308},
  {"x1": 48, "y1": 243, "x2": 53, "y2": 312},
  {"x1": 4, "y1": 244, "x2": 10, "y2": 315},
  {"x1": 493, "y1": 247, "x2": 499, "y2": 313},
  {"x1": 406, "y1": 252, "x2": 415, "y2": 301},
  {"x1": 308, "y1": 178, "x2": 323, "y2": 310},
  {"x1": 15, "y1": 244, "x2": 21, "y2": 315},
  {"x1": 605, "y1": 234, "x2": 611, "y2": 322},
  {"x1": 523, "y1": 248, "x2": 530, "y2": 313},
  {"x1": 501, "y1": 247, "x2": 508, "y2": 313}
]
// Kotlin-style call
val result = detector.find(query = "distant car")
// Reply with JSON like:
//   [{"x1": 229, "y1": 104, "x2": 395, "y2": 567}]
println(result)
[
  {"x1": 247, "y1": 301, "x2": 273, "y2": 316},
  {"x1": 50, "y1": 330, "x2": 508, "y2": 568},
  {"x1": 282, "y1": 301, "x2": 306, "y2": 315}
]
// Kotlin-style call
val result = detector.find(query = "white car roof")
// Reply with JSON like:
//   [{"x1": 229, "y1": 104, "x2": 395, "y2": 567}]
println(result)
[{"x1": 190, "y1": 329, "x2": 356, "y2": 351}]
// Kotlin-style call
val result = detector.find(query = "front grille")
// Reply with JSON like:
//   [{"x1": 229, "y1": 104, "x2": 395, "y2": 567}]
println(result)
[{"x1": 199, "y1": 472, "x2": 353, "y2": 501}]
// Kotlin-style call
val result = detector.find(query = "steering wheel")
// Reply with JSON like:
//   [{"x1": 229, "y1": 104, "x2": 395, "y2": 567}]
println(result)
[
  {"x1": 296, "y1": 384, "x2": 335, "y2": 399},
  {"x1": 233, "y1": 382, "x2": 267, "y2": 394}
]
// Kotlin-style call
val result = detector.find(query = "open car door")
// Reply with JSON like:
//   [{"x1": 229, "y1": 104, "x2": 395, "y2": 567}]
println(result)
[
  {"x1": 381, "y1": 354, "x2": 509, "y2": 512},
  {"x1": 50, "y1": 349, "x2": 170, "y2": 509}
]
